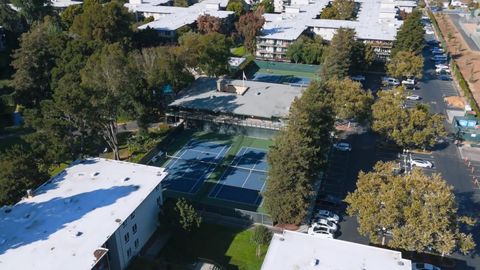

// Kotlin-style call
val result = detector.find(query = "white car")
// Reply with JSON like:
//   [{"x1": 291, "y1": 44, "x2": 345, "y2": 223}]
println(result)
[
  {"x1": 412, "y1": 263, "x2": 441, "y2": 270},
  {"x1": 406, "y1": 95, "x2": 421, "y2": 100},
  {"x1": 351, "y1": 75, "x2": 366, "y2": 81},
  {"x1": 401, "y1": 78, "x2": 416, "y2": 86},
  {"x1": 435, "y1": 64, "x2": 449, "y2": 69},
  {"x1": 312, "y1": 218, "x2": 338, "y2": 231},
  {"x1": 382, "y1": 77, "x2": 400, "y2": 86},
  {"x1": 333, "y1": 142, "x2": 352, "y2": 152},
  {"x1": 410, "y1": 159, "x2": 433, "y2": 168},
  {"x1": 426, "y1": 29, "x2": 434, "y2": 35},
  {"x1": 307, "y1": 224, "x2": 334, "y2": 238},
  {"x1": 436, "y1": 67, "x2": 451, "y2": 74},
  {"x1": 314, "y1": 209, "x2": 340, "y2": 223}
]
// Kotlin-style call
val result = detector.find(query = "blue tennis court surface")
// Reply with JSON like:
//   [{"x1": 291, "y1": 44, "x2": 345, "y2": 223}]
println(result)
[
  {"x1": 253, "y1": 73, "x2": 311, "y2": 86},
  {"x1": 209, "y1": 147, "x2": 268, "y2": 206},
  {"x1": 163, "y1": 140, "x2": 229, "y2": 194}
]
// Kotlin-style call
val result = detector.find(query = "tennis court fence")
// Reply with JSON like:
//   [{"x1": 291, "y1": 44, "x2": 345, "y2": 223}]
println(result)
[
  {"x1": 165, "y1": 154, "x2": 268, "y2": 174},
  {"x1": 255, "y1": 60, "x2": 319, "y2": 74},
  {"x1": 194, "y1": 202, "x2": 273, "y2": 226}
]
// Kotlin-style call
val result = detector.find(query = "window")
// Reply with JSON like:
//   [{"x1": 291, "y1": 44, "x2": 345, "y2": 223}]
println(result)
[
  {"x1": 124, "y1": 232, "x2": 130, "y2": 244},
  {"x1": 127, "y1": 248, "x2": 132, "y2": 258},
  {"x1": 130, "y1": 211, "x2": 135, "y2": 220},
  {"x1": 132, "y1": 224, "x2": 137, "y2": 235},
  {"x1": 134, "y1": 239, "x2": 139, "y2": 249},
  {"x1": 122, "y1": 220, "x2": 127, "y2": 228}
]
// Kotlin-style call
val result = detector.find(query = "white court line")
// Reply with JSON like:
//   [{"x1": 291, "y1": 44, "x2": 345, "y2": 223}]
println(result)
[
  {"x1": 241, "y1": 170, "x2": 253, "y2": 188},
  {"x1": 188, "y1": 144, "x2": 229, "y2": 194}
]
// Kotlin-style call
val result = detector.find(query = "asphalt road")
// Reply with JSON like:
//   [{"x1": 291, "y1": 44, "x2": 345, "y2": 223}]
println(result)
[{"x1": 314, "y1": 44, "x2": 480, "y2": 269}]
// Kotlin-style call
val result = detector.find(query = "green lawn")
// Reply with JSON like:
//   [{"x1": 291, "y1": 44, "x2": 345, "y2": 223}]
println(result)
[
  {"x1": 231, "y1": 46, "x2": 246, "y2": 57},
  {"x1": 158, "y1": 223, "x2": 268, "y2": 270}
]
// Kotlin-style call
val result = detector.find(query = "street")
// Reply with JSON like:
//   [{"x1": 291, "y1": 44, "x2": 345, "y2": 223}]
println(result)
[{"x1": 315, "y1": 45, "x2": 480, "y2": 269}]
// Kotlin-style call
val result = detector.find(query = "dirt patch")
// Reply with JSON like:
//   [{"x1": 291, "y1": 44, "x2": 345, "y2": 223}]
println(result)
[
  {"x1": 275, "y1": 224, "x2": 299, "y2": 231},
  {"x1": 444, "y1": 96, "x2": 466, "y2": 108},
  {"x1": 434, "y1": 13, "x2": 480, "y2": 105}
]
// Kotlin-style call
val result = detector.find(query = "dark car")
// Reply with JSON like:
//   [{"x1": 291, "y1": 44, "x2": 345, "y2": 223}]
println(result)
[
  {"x1": 439, "y1": 74, "x2": 452, "y2": 81},
  {"x1": 316, "y1": 194, "x2": 343, "y2": 206}
]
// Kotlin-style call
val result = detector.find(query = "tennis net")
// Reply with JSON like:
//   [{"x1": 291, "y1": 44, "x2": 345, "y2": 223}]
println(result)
[{"x1": 166, "y1": 154, "x2": 268, "y2": 174}]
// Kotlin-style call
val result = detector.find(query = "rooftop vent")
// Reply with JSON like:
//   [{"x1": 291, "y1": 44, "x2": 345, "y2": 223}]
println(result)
[
  {"x1": 123, "y1": 177, "x2": 130, "y2": 182},
  {"x1": 310, "y1": 258, "x2": 319, "y2": 266},
  {"x1": 279, "y1": 237, "x2": 285, "y2": 241},
  {"x1": 92, "y1": 172, "x2": 100, "y2": 177},
  {"x1": 26, "y1": 189, "x2": 33, "y2": 199},
  {"x1": 75, "y1": 231, "x2": 83, "y2": 237},
  {"x1": 256, "y1": 92, "x2": 261, "y2": 96},
  {"x1": 115, "y1": 218, "x2": 122, "y2": 223}
]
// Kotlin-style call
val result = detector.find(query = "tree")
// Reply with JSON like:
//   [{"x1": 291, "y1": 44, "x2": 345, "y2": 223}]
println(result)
[
  {"x1": 197, "y1": 15, "x2": 223, "y2": 34},
  {"x1": 254, "y1": 0, "x2": 274, "y2": 13},
  {"x1": 391, "y1": 10, "x2": 424, "y2": 56},
  {"x1": 60, "y1": 4, "x2": 83, "y2": 29},
  {"x1": 80, "y1": 43, "x2": 138, "y2": 160},
  {"x1": 320, "y1": 0, "x2": 355, "y2": 20},
  {"x1": 264, "y1": 82, "x2": 334, "y2": 224},
  {"x1": 345, "y1": 161, "x2": 476, "y2": 255},
  {"x1": 11, "y1": 0, "x2": 52, "y2": 25},
  {"x1": 0, "y1": 0, "x2": 23, "y2": 33},
  {"x1": 178, "y1": 32, "x2": 231, "y2": 76},
  {"x1": 320, "y1": 28, "x2": 355, "y2": 80},
  {"x1": 387, "y1": 51, "x2": 424, "y2": 79},
  {"x1": 371, "y1": 88, "x2": 447, "y2": 149},
  {"x1": 351, "y1": 42, "x2": 375, "y2": 73},
  {"x1": 332, "y1": 0, "x2": 355, "y2": 20},
  {"x1": 286, "y1": 36, "x2": 325, "y2": 64},
  {"x1": 161, "y1": 198, "x2": 202, "y2": 233},
  {"x1": 227, "y1": 0, "x2": 246, "y2": 17},
  {"x1": 236, "y1": 8, "x2": 265, "y2": 53},
  {"x1": 174, "y1": 0, "x2": 190, "y2": 7},
  {"x1": 327, "y1": 78, "x2": 373, "y2": 122},
  {"x1": 70, "y1": 1, "x2": 134, "y2": 43},
  {"x1": 0, "y1": 145, "x2": 49, "y2": 205},
  {"x1": 251, "y1": 225, "x2": 272, "y2": 257},
  {"x1": 11, "y1": 16, "x2": 67, "y2": 108}
]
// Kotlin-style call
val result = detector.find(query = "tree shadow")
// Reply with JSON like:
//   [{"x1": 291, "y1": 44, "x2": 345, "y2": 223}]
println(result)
[{"x1": 0, "y1": 183, "x2": 137, "y2": 256}]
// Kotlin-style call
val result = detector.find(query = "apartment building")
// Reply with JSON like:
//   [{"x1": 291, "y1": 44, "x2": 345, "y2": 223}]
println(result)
[
  {"x1": 257, "y1": 0, "x2": 416, "y2": 62},
  {"x1": 0, "y1": 158, "x2": 168, "y2": 270},
  {"x1": 126, "y1": 0, "x2": 233, "y2": 39}
]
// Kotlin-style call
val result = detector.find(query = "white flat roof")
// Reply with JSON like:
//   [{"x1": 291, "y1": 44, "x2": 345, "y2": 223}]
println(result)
[
  {"x1": 127, "y1": 0, "x2": 232, "y2": 31},
  {"x1": 262, "y1": 230, "x2": 412, "y2": 270},
  {"x1": 259, "y1": 0, "x2": 407, "y2": 41},
  {"x1": 0, "y1": 158, "x2": 167, "y2": 270},
  {"x1": 169, "y1": 77, "x2": 304, "y2": 119},
  {"x1": 50, "y1": 0, "x2": 83, "y2": 8}
]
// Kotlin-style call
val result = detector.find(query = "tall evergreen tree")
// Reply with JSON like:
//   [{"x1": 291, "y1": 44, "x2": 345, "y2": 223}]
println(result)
[
  {"x1": 391, "y1": 10, "x2": 424, "y2": 56},
  {"x1": 320, "y1": 28, "x2": 355, "y2": 80},
  {"x1": 264, "y1": 83, "x2": 334, "y2": 224},
  {"x1": 11, "y1": 16, "x2": 67, "y2": 108},
  {"x1": 11, "y1": 0, "x2": 52, "y2": 25}
]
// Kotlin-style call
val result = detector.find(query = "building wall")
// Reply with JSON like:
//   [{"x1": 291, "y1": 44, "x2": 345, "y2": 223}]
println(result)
[
  {"x1": 256, "y1": 38, "x2": 293, "y2": 61},
  {"x1": 107, "y1": 182, "x2": 163, "y2": 270}
]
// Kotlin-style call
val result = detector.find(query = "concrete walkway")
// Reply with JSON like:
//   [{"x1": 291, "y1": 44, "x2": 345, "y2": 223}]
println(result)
[{"x1": 143, "y1": 231, "x2": 171, "y2": 259}]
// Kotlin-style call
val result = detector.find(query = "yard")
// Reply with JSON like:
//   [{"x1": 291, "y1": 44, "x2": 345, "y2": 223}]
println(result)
[{"x1": 130, "y1": 223, "x2": 268, "y2": 270}]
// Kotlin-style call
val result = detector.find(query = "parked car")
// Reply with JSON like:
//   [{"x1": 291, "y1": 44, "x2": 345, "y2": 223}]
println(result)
[
  {"x1": 333, "y1": 142, "x2": 352, "y2": 152},
  {"x1": 412, "y1": 263, "x2": 441, "y2": 270},
  {"x1": 426, "y1": 40, "x2": 439, "y2": 46},
  {"x1": 435, "y1": 64, "x2": 449, "y2": 69},
  {"x1": 436, "y1": 67, "x2": 451, "y2": 74},
  {"x1": 382, "y1": 77, "x2": 400, "y2": 86},
  {"x1": 351, "y1": 75, "x2": 366, "y2": 81},
  {"x1": 439, "y1": 74, "x2": 452, "y2": 81},
  {"x1": 425, "y1": 29, "x2": 434, "y2": 35},
  {"x1": 314, "y1": 209, "x2": 340, "y2": 223},
  {"x1": 311, "y1": 217, "x2": 338, "y2": 231},
  {"x1": 410, "y1": 159, "x2": 433, "y2": 168},
  {"x1": 431, "y1": 54, "x2": 447, "y2": 62},
  {"x1": 402, "y1": 78, "x2": 416, "y2": 86},
  {"x1": 431, "y1": 47, "x2": 444, "y2": 54},
  {"x1": 317, "y1": 194, "x2": 343, "y2": 206},
  {"x1": 406, "y1": 95, "x2": 421, "y2": 100},
  {"x1": 307, "y1": 224, "x2": 334, "y2": 238}
]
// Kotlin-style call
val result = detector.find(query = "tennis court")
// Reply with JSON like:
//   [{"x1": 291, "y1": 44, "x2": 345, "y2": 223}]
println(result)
[
  {"x1": 209, "y1": 147, "x2": 268, "y2": 206},
  {"x1": 163, "y1": 140, "x2": 230, "y2": 194},
  {"x1": 253, "y1": 73, "x2": 311, "y2": 86}
]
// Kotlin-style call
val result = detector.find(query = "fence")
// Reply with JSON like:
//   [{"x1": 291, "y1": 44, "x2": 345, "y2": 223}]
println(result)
[
  {"x1": 255, "y1": 60, "x2": 320, "y2": 74},
  {"x1": 195, "y1": 202, "x2": 274, "y2": 227},
  {"x1": 138, "y1": 120, "x2": 185, "y2": 164}
]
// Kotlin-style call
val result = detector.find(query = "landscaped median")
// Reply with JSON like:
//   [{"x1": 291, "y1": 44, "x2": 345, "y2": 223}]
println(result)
[{"x1": 428, "y1": 10, "x2": 480, "y2": 116}]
